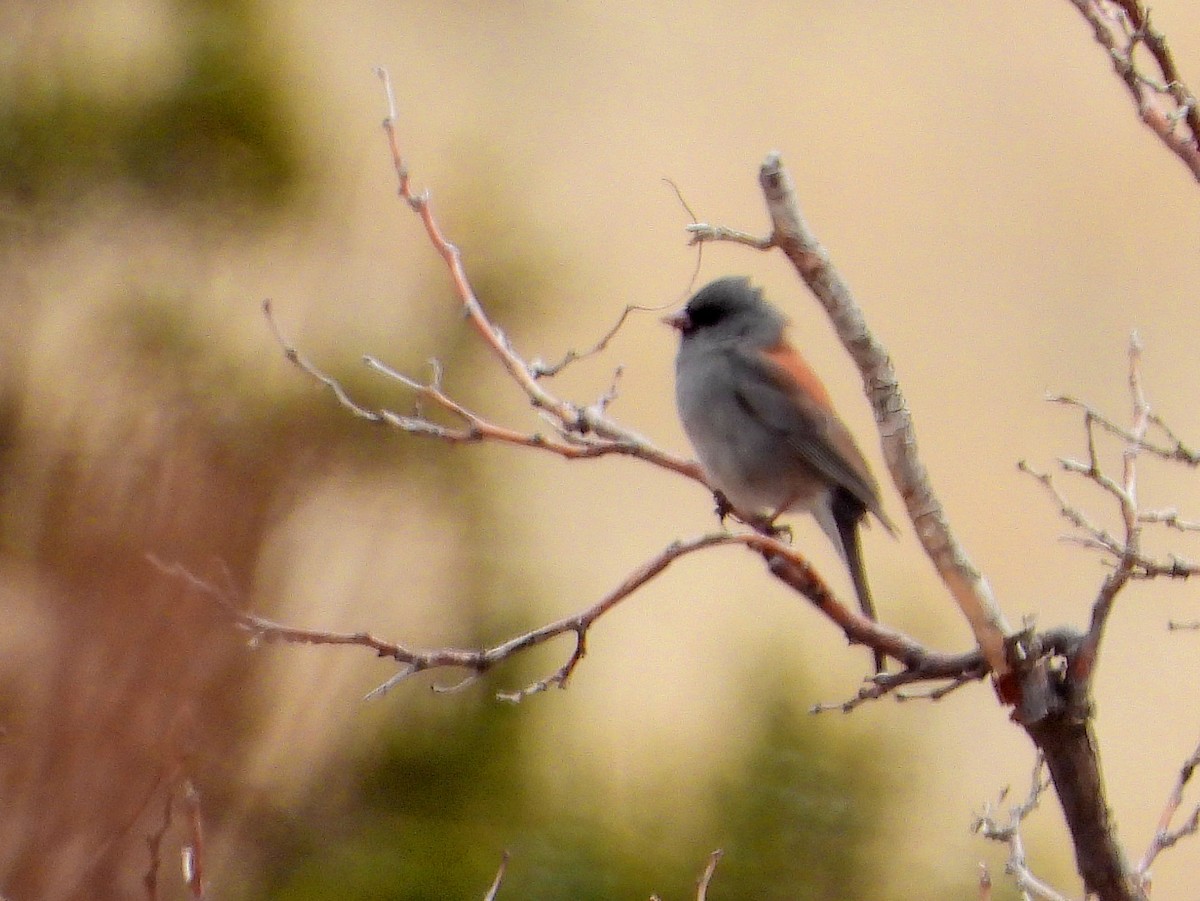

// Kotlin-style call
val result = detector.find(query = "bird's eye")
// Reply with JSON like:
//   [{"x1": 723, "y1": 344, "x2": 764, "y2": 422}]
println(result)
[{"x1": 686, "y1": 302, "x2": 723, "y2": 330}]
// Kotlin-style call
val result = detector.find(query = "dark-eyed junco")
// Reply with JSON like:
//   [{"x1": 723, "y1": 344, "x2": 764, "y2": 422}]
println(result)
[{"x1": 664, "y1": 276, "x2": 895, "y2": 671}]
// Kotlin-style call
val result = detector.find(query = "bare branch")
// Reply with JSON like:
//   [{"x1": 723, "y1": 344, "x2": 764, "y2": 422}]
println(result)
[
  {"x1": 1018, "y1": 460, "x2": 1200, "y2": 580},
  {"x1": 528, "y1": 306, "x2": 645, "y2": 379},
  {"x1": 1138, "y1": 508, "x2": 1200, "y2": 532},
  {"x1": 1030, "y1": 335, "x2": 1152, "y2": 685},
  {"x1": 370, "y1": 68, "x2": 673, "y2": 459},
  {"x1": 1066, "y1": 0, "x2": 1200, "y2": 180},
  {"x1": 684, "y1": 222, "x2": 774, "y2": 249},
  {"x1": 263, "y1": 300, "x2": 383, "y2": 424},
  {"x1": 152, "y1": 524, "x2": 986, "y2": 709},
  {"x1": 264, "y1": 70, "x2": 723, "y2": 500},
  {"x1": 1018, "y1": 335, "x2": 1185, "y2": 899},
  {"x1": 152, "y1": 537, "x2": 733, "y2": 702},
  {"x1": 810, "y1": 653, "x2": 986, "y2": 714},
  {"x1": 1046, "y1": 395, "x2": 1200, "y2": 466},
  {"x1": 662, "y1": 177, "x2": 705, "y2": 296}
]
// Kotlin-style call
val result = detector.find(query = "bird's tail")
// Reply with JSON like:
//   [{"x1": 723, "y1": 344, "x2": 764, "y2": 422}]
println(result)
[{"x1": 832, "y1": 494, "x2": 886, "y2": 674}]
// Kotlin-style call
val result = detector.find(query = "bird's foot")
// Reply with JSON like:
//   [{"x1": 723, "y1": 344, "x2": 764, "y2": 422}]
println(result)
[{"x1": 749, "y1": 514, "x2": 792, "y2": 543}]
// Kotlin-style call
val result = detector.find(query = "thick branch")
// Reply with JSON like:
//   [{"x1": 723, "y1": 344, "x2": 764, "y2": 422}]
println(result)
[
  {"x1": 1025, "y1": 716, "x2": 1139, "y2": 899},
  {"x1": 690, "y1": 154, "x2": 1012, "y2": 678}
]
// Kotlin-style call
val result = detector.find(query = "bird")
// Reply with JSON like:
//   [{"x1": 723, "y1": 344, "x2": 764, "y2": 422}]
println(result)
[{"x1": 664, "y1": 276, "x2": 895, "y2": 671}]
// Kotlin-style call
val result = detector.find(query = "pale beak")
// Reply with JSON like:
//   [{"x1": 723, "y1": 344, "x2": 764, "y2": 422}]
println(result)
[{"x1": 661, "y1": 309, "x2": 690, "y2": 331}]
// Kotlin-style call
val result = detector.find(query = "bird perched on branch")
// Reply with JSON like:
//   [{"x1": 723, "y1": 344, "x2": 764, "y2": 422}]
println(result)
[{"x1": 664, "y1": 276, "x2": 895, "y2": 671}]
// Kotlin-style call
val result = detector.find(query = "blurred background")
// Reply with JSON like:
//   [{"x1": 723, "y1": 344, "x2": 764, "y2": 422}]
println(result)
[{"x1": 2, "y1": 1, "x2": 1199, "y2": 898}]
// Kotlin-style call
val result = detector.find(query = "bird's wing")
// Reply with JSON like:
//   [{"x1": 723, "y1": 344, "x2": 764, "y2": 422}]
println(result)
[{"x1": 727, "y1": 343, "x2": 895, "y2": 532}]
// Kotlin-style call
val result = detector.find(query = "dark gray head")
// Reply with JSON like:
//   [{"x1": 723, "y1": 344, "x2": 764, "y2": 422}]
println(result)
[{"x1": 663, "y1": 276, "x2": 787, "y2": 345}]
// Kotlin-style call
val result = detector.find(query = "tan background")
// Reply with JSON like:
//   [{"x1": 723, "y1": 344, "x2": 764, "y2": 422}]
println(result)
[{"x1": 8, "y1": 2, "x2": 1200, "y2": 897}]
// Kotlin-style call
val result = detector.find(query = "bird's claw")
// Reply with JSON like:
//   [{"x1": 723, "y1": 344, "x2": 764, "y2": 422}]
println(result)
[
  {"x1": 751, "y1": 515, "x2": 792, "y2": 543},
  {"x1": 712, "y1": 490, "x2": 735, "y2": 523},
  {"x1": 711, "y1": 492, "x2": 791, "y2": 542}
]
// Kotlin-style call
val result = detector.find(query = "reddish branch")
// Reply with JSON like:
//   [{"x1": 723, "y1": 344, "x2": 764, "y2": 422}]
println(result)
[
  {"x1": 1137, "y1": 738, "x2": 1200, "y2": 877},
  {"x1": 262, "y1": 304, "x2": 700, "y2": 480},
  {"x1": 367, "y1": 67, "x2": 700, "y2": 482},
  {"x1": 1068, "y1": 0, "x2": 1200, "y2": 180},
  {"x1": 152, "y1": 531, "x2": 983, "y2": 706}
]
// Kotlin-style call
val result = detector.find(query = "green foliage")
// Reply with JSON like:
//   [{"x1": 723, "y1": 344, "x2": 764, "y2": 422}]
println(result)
[
  {"x1": 708, "y1": 693, "x2": 891, "y2": 901},
  {"x1": 0, "y1": 0, "x2": 301, "y2": 216},
  {"x1": 243, "y1": 676, "x2": 917, "y2": 901},
  {"x1": 251, "y1": 693, "x2": 533, "y2": 900}
]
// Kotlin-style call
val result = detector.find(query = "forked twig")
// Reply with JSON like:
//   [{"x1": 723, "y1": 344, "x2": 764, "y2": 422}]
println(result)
[
  {"x1": 972, "y1": 758, "x2": 1070, "y2": 901},
  {"x1": 1136, "y1": 738, "x2": 1200, "y2": 878}
]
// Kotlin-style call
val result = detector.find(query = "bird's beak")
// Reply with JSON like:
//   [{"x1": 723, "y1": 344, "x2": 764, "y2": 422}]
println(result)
[{"x1": 661, "y1": 309, "x2": 690, "y2": 331}]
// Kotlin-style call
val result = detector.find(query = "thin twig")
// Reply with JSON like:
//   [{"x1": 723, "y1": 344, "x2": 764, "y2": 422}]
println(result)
[
  {"x1": 973, "y1": 758, "x2": 1071, "y2": 901},
  {"x1": 1073, "y1": 334, "x2": 1149, "y2": 682},
  {"x1": 482, "y1": 851, "x2": 509, "y2": 901},
  {"x1": 1136, "y1": 738, "x2": 1200, "y2": 877},
  {"x1": 181, "y1": 780, "x2": 205, "y2": 900},
  {"x1": 1019, "y1": 459, "x2": 1200, "y2": 582},
  {"x1": 810, "y1": 654, "x2": 985, "y2": 714},
  {"x1": 684, "y1": 222, "x2": 774, "y2": 249},
  {"x1": 1047, "y1": 395, "x2": 1200, "y2": 466},
  {"x1": 1167, "y1": 620, "x2": 1200, "y2": 631},
  {"x1": 528, "y1": 307, "x2": 646, "y2": 379},
  {"x1": 263, "y1": 301, "x2": 704, "y2": 482},
  {"x1": 143, "y1": 790, "x2": 173, "y2": 901},
  {"x1": 695, "y1": 849, "x2": 723, "y2": 901},
  {"x1": 662, "y1": 176, "x2": 705, "y2": 296}
]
